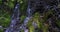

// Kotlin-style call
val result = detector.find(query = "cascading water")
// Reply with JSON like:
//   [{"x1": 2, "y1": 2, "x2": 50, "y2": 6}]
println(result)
[
  {"x1": 4, "y1": 0, "x2": 60, "y2": 32},
  {"x1": 5, "y1": 2, "x2": 20, "y2": 32},
  {"x1": 19, "y1": 0, "x2": 34, "y2": 32},
  {"x1": 23, "y1": 3, "x2": 31, "y2": 32}
]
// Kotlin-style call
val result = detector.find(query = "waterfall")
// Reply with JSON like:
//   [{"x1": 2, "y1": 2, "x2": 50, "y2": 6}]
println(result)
[
  {"x1": 23, "y1": 4, "x2": 31, "y2": 32},
  {"x1": 5, "y1": 3, "x2": 20, "y2": 32},
  {"x1": 19, "y1": 0, "x2": 34, "y2": 32}
]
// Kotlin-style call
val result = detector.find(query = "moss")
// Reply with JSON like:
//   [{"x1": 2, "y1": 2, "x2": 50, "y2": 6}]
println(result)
[
  {"x1": 20, "y1": 29, "x2": 24, "y2": 32},
  {"x1": 20, "y1": 15, "x2": 26, "y2": 23},
  {"x1": 29, "y1": 26, "x2": 34, "y2": 32},
  {"x1": 0, "y1": 29, "x2": 3, "y2": 32},
  {"x1": 56, "y1": 19, "x2": 60, "y2": 27}
]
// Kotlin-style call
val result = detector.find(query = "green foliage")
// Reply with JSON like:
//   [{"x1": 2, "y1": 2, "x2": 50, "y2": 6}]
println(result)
[
  {"x1": 0, "y1": 0, "x2": 60, "y2": 32},
  {"x1": 0, "y1": 10, "x2": 10, "y2": 27},
  {"x1": 0, "y1": 29, "x2": 3, "y2": 32},
  {"x1": 20, "y1": 15, "x2": 26, "y2": 23},
  {"x1": 56, "y1": 19, "x2": 60, "y2": 27},
  {"x1": 0, "y1": 0, "x2": 2, "y2": 4},
  {"x1": 29, "y1": 26, "x2": 34, "y2": 32}
]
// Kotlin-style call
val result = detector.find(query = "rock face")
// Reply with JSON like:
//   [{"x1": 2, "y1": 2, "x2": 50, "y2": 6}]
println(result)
[
  {"x1": 28, "y1": 0, "x2": 58, "y2": 14},
  {"x1": 28, "y1": 0, "x2": 60, "y2": 32},
  {"x1": 5, "y1": 3, "x2": 20, "y2": 32}
]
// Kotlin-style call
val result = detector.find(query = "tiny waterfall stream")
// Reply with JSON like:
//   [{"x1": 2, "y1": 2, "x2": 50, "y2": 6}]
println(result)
[
  {"x1": 4, "y1": 0, "x2": 60, "y2": 32},
  {"x1": 5, "y1": 3, "x2": 20, "y2": 32},
  {"x1": 5, "y1": 0, "x2": 33, "y2": 32},
  {"x1": 20, "y1": 0, "x2": 33, "y2": 32}
]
